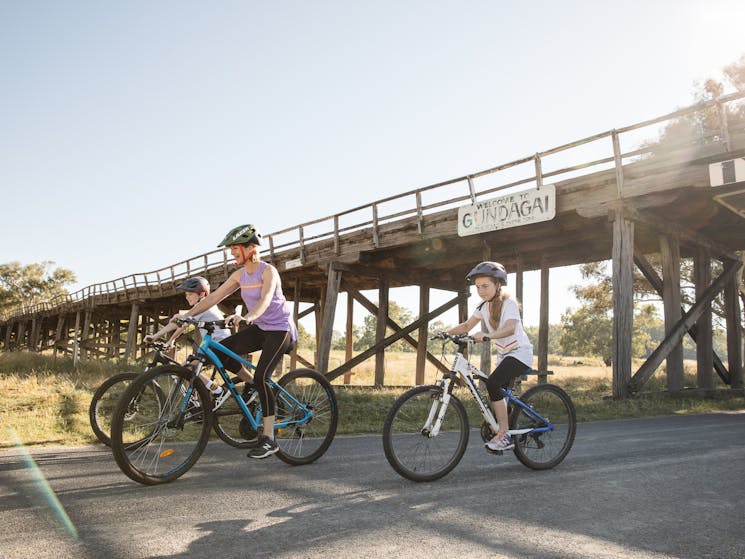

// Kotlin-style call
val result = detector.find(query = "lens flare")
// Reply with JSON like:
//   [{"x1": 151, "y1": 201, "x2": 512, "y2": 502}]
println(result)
[{"x1": 11, "y1": 429, "x2": 78, "y2": 539}]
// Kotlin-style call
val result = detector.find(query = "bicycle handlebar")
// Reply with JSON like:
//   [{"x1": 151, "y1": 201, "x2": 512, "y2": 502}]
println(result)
[
  {"x1": 431, "y1": 332, "x2": 475, "y2": 344},
  {"x1": 172, "y1": 317, "x2": 228, "y2": 330}
]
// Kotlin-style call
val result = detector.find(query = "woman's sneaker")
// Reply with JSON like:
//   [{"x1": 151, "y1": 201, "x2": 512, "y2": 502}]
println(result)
[
  {"x1": 485, "y1": 433, "x2": 514, "y2": 452},
  {"x1": 247, "y1": 436, "x2": 279, "y2": 459}
]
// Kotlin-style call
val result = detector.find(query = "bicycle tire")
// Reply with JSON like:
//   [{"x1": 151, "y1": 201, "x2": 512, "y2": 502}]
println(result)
[
  {"x1": 110, "y1": 365, "x2": 213, "y2": 485},
  {"x1": 89, "y1": 372, "x2": 140, "y2": 446},
  {"x1": 212, "y1": 391, "x2": 260, "y2": 448},
  {"x1": 510, "y1": 383, "x2": 576, "y2": 470},
  {"x1": 382, "y1": 385, "x2": 469, "y2": 482},
  {"x1": 274, "y1": 368, "x2": 338, "y2": 466}
]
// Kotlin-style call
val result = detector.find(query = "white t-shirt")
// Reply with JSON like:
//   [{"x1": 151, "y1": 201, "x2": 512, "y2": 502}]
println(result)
[
  {"x1": 193, "y1": 306, "x2": 231, "y2": 343},
  {"x1": 470, "y1": 296, "x2": 533, "y2": 368}
]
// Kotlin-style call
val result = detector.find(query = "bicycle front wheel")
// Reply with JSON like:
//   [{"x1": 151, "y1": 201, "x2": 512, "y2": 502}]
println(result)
[
  {"x1": 510, "y1": 383, "x2": 576, "y2": 470},
  {"x1": 274, "y1": 368, "x2": 338, "y2": 466},
  {"x1": 110, "y1": 365, "x2": 213, "y2": 485},
  {"x1": 89, "y1": 372, "x2": 140, "y2": 446},
  {"x1": 382, "y1": 385, "x2": 469, "y2": 482}
]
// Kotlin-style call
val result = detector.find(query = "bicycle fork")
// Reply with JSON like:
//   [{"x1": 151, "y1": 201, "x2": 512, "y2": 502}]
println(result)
[{"x1": 424, "y1": 378, "x2": 453, "y2": 437}]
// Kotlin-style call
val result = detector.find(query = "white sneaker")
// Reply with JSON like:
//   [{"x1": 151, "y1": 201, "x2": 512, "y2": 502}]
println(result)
[{"x1": 485, "y1": 433, "x2": 514, "y2": 452}]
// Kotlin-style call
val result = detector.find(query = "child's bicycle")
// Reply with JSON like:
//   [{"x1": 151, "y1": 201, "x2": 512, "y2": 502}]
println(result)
[
  {"x1": 88, "y1": 342, "x2": 179, "y2": 446},
  {"x1": 89, "y1": 341, "x2": 258, "y2": 449},
  {"x1": 109, "y1": 318, "x2": 338, "y2": 485},
  {"x1": 382, "y1": 332, "x2": 576, "y2": 482}
]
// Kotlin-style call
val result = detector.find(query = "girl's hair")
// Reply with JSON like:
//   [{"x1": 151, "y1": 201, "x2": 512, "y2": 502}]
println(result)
[
  {"x1": 487, "y1": 290, "x2": 511, "y2": 329},
  {"x1": 475, "y1": 276, "x2": 513, "y2": 329}
]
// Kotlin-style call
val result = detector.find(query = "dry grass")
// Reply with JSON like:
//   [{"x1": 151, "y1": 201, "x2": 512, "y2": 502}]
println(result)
[{"x1": 2, "y1": 350, "x2": 743, "y2": 447}]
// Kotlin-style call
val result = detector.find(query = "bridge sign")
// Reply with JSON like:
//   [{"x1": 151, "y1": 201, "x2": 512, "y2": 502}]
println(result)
[{"x1": 457, "y1": 184, "x2": 556, "y2": 237}]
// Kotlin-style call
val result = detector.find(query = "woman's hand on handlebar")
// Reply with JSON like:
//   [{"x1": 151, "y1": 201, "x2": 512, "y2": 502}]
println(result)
[{"x1": 224, "y1": 314, "x2": 246, "y2": 328}]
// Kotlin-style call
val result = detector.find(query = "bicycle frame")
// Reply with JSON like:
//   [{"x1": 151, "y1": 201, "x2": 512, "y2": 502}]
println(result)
[
  {"x1": 432, "y1": 336, "x2": 555, "y2": 438},
  {"x1": 178, "y1": 320, "x2": 312, "y2": 434}
]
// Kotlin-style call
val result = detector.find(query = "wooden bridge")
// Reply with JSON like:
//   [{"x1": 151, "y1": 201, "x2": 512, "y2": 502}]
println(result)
[{"x1": 3, "y1": 91, "x2": 745, "y2": 397}]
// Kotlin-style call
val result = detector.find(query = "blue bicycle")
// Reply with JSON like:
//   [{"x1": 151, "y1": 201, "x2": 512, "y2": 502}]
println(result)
[
  {"x1": 382, "y1": 332, "x2": 576, "y2": 481},
  {"x1": 110, "y1": 318, "x2": 338, "y2": 485}
]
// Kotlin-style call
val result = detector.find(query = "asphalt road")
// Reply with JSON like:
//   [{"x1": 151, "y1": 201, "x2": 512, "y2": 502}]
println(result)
[{"x1": 1, "y1": 413, "x2": 744, "y2": 559}]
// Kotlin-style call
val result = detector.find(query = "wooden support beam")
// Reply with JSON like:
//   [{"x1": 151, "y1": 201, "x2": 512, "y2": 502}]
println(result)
[
  {"x1": 724, "y1": 266, "x2": 743, "y2": 390},
  {"x1": 72, "y1": 310, "x2": 81, "y2": 368},
  {"x1": 660, "y1": 234, "x2": 684, "y2": 392},
  {"x1": 317, "y1": 263, "x2": 342, "y2": 374},
  {"x1": 345, "y1": 293, "x2": 354, "y2": 384},
  {"x1": 515, "y1": 256, "x2": 524, "y2": 320},
  {"x1": 124, "y1": 302, "x2": 140, "y2": 361},
  {"x1": 629, "y1": 258, "x2": 742, "y2": 393},
  {"x1": 345, "y1": 283, "x2": 449, "y2": 375},
  {"x1": 291, "y1": 277, "x2": 300, "y2": 370},
  {"x1": 374, "y1": 279, "x2": 389, "y2": 387},
  {"x1": 416, "y1": 286, "x2": 430, "y2": 385},
  {"x1": 612, "y1": 210, "x2": 634, "y2": 398},
  {"x1": 694, "y1": 247, "x2": 714, "y2": 393},
  {"x1": 327, "y1": 292, "x2": 467, "y2": 382},
  {"x1": 538, "y1": 259, "x2": 549, "y2": 383},
  {"x1": 633, "y1": 248, "x2": 730, "y2": 384}
]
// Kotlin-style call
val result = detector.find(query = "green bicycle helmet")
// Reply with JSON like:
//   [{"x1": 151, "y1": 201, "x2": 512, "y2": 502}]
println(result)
[{"x1": 217, "y1": 224, "x2": 262, "y2": 247}]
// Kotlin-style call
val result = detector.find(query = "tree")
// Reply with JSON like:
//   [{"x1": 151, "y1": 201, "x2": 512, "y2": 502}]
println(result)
[
  {"x1": 0, "y1": 261, "x2": 76, "y2": 314},
  {"x1": 354, "y1": 300, "x2": 415, "y2": 352},
  {"x1": 558, "y1": 262, "x2": 664, "y2": 364}
]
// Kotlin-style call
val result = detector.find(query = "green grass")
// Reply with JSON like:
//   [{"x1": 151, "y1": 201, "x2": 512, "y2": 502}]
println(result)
[{"x1": 1, "y1": 351, "x2": 744, "y2": 448}]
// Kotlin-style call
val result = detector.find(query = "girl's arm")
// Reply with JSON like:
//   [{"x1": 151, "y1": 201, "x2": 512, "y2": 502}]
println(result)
[
  {"x1": 445, "y1": 315, "x2": 481, "y2": 336},
  {"x1": 481, "y1": 318, "x2": 517, "y2": 340}
]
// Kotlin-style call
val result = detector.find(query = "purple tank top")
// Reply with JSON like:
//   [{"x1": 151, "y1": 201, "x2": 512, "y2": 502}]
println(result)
[{"x1": 240, "y1": 262, "x2": 297, "y2": 341}]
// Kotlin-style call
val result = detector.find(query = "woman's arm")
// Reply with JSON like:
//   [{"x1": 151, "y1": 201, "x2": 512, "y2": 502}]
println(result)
[{"x1": 183, "y1": 271, "x2": 241, "y2": 318}]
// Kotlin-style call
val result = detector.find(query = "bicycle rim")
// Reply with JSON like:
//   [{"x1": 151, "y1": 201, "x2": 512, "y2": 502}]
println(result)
[
  {"x1": 511, "y1": 383, "x2": 576, "y2": 470},
  {"x1": 110, "y1": 365, "x2": 213, "y2": 485},
  {"x1": 89, "y1": 372, "x2": 140, "y2": 446},
  {"x1": 382, "y1": 385, "x2": 469, "y2": 482},
  {"x1": 275, "y1": 369, "x2": 338, "y2": 465}
]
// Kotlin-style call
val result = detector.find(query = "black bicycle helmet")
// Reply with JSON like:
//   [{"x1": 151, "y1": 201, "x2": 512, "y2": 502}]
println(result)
[
  {"x1": 217, "y1": 223, "x2": 262, "y2": 247},
  {"x1": 176, "y1": 276, "x2": 210, "y2": 295},
  {"x1": 465, "y1": 261, "x2": 508, "y2": 284}
]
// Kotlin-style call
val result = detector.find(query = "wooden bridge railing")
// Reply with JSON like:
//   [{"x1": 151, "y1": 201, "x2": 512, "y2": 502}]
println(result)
[{"x1": 3, "y1": 90, "x2": 744, "y2": 323}]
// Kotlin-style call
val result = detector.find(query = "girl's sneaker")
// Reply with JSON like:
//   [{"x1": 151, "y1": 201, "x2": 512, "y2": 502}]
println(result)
[{"x1": 485, "y1": 433, "x2": 514, "y2": 452}]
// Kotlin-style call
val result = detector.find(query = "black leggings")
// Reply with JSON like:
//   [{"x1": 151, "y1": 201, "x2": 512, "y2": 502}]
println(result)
[
  {"x1": 219, "y1": 324, "x2": 295, "y2": 417},
  {"x1": 485, "y1": 356, "x2": 531, "y2": 401}
]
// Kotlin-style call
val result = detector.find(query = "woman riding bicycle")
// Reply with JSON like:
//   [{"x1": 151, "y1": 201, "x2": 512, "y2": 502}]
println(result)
[
  {"x1": 445, "y1": 261, "x2": 533, "y2": 452},
  {"x1": 175, "y1": 224, "x2": 297, "y2": 459}
]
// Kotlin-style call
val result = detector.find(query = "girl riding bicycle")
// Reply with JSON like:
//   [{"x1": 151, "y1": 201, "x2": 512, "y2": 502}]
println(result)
[
  {"x1": 144, "y1": 276, "x2": 231, "y2": 394},
  {"x1": 445, "y1": 261, "x2": 533, "y2": 452},
  {"x1": 175, "y1": 224, "x2": 297, "y2": 459}
]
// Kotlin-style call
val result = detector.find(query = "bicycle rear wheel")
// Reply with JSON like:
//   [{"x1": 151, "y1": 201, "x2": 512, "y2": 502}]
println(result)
[
  {"x1": 274, "y1": 368, "x2": 338, "y2": 466},
  {"x1": 382, "y1": 385, "x2": 469, "y2": 482},
  {"x1": 89, "y1": 372, "x2": 140, "y2": 446},
  {"x1": 510, "y1": 383, "x2": 576, "y2": 470},
  {"x1": 110, "y1": 365, "x2": 213, "y2": 485}
]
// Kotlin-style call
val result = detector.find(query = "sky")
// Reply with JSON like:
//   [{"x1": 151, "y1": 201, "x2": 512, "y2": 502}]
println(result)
[{"x1": 2, "y1": 0, "x2": 745, "y2": 329}]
